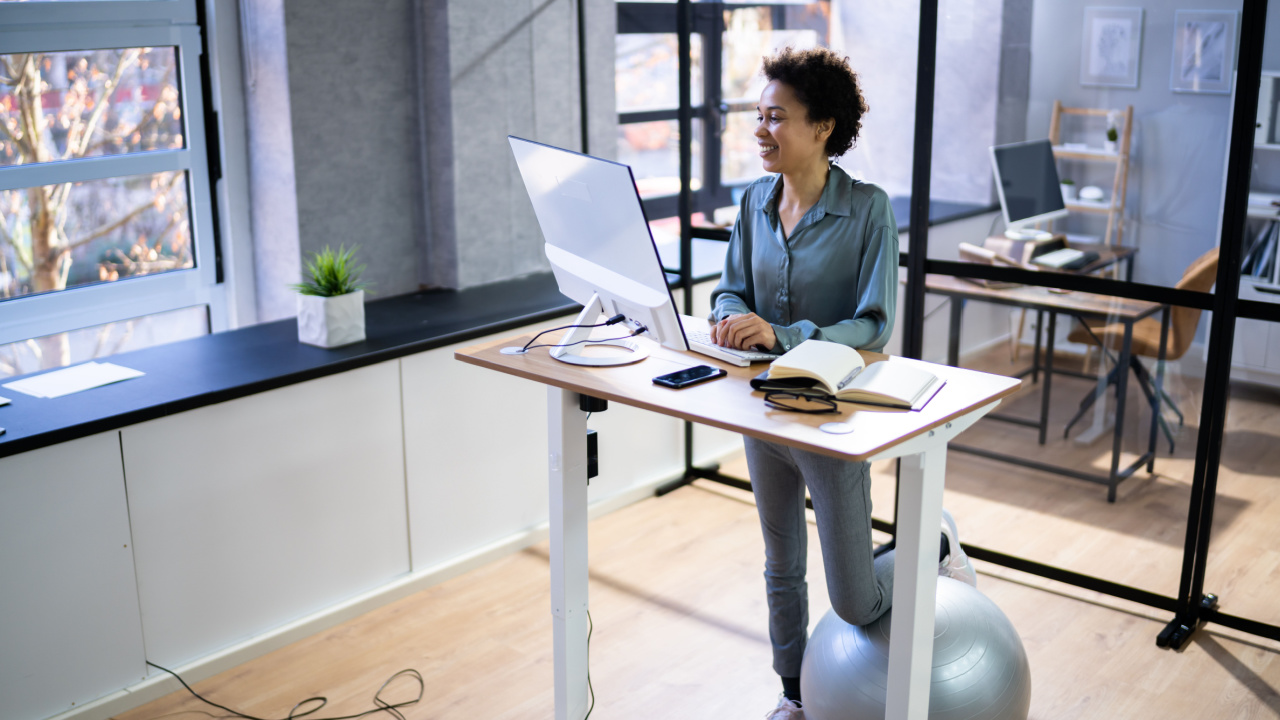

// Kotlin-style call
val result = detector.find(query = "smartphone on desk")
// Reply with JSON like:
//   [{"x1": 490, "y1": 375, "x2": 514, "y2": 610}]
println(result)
[{"x1": 653, "y1": 364, "x2": 727, "y2": 389}]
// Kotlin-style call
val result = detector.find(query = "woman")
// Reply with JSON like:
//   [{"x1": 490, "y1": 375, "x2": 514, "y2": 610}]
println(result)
[{"x1": 709, "y1": 47, "x2": 966, "y2": 720}]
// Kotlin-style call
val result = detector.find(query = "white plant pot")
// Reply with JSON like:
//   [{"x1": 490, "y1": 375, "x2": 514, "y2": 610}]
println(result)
[
  {"x1": 1104, "y1": 139, "x2": 1118, "y2": 154},
  {"x1": 297, "y1": 289, "x2": 366, "y2": 348},
  {"x1": 1060, "y1": 183, "x2": 1077, "y2": 202}
]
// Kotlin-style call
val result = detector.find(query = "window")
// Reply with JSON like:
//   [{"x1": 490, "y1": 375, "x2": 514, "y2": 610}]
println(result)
[
  {"x1": 0, "y1": 0, "x2": 219, "y2": 374},
  {"x1": 616, "y1": 2, "x2": 830, "y2": 225}
]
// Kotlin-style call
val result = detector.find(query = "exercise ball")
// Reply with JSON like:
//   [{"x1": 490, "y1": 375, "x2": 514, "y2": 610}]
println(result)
[{"x1": 800, "y1": 577, "x2": 1030, "y2": 720}]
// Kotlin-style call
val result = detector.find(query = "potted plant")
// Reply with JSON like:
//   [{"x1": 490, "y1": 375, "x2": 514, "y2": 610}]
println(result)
[
  {"x1": 292, "y1": 244, "x2": 370, "y2": 348},
  {"x1": 1060, "y1": 178, "x2": 1076, "y2": 202},
  {"x1": 1104, "y1": 111, "x2": 1121, "y2": 153}
]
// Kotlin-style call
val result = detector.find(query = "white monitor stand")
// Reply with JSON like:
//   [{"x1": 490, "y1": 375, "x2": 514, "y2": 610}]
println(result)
[{"x1": 549, "y1": 293, "x2": 649, "y2": 367}]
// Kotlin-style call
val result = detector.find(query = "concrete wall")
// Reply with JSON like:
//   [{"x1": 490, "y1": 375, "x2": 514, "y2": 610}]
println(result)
[
  {"x1": 446, "y1": 0, "x2": 617, "y2": 289},
  {"x1": 244, "y1": 0, "x2": 617, "y2": 319},
  {"x1": 285, "y1": 0, "x2": 424, "y2": 299}
]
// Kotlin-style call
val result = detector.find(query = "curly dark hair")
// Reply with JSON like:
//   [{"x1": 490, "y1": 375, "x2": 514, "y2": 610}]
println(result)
[{"x1": 762, "y1": 47, "x2": 867, "y2": 158}]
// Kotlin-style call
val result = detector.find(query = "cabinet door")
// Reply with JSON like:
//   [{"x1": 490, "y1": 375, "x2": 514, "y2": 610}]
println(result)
[
  {"x1": 122, "y1": 361, "x2": 410, "y2": 668},
  {"x1": 1267, "y1": 319, "x2": 1280, "y2": 372},
  {"x1": 0, "y1": 433, "x2": 146, "y2": 720},
  {"x1": 1233, "y1": 317, "x2": 1270, "y2": 368}
]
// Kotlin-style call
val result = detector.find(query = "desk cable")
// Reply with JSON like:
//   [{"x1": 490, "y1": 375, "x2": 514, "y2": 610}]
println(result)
[
  {"x1": 516, "y1": 314, "x2": 647, "y2": 354},
  {"x1": 144, "y1": 661, "x2": 423, "y2": 720}
]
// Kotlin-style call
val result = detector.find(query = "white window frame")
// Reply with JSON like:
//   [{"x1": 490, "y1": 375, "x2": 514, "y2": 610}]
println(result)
[{"x1": 0, "y1": 1, "x2": 221, "y2": 346}]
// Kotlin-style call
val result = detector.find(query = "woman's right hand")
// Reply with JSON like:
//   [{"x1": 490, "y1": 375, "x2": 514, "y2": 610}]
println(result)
[{"x1": 711, "y1": 313, "x2": 776, "y2": 352}]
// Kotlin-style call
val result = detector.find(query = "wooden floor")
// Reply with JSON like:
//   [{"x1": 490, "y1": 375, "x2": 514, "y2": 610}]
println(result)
[
  {"x1": 115, "y1": 480, "x2": 1279, "y2": 720},
  {"x1": 904, "y1": 342, "x2": 1280, "y2": 626},
  {"x1": 114, "y1": 343, "x2": 1280, "y2": 720}
]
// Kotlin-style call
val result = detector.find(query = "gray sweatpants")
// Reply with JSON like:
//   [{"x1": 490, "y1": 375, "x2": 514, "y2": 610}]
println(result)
[{"x1": 743, "y1": 435, "x2": 895, "y2": 677}]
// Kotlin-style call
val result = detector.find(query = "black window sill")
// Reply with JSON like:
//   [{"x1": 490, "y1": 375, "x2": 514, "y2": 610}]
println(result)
[{"x1": 0, "y1": 273, "x2": 576, "y2": 459}]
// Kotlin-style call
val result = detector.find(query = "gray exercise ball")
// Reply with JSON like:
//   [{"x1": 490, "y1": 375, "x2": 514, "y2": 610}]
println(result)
[{"x1": 800, "y1": 576, "x2": 1031, "y2": 720}]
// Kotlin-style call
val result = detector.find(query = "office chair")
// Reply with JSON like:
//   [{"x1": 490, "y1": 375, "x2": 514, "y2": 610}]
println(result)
[{"x1": 1062, "y1": 247, "x2": 1219, "y2": 452}]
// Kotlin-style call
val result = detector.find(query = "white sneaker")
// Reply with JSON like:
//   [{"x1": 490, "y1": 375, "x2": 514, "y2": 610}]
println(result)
[
  {"x1": 940, "y1": 508, "x2": 977, "y2": 587},
  {"x1": 764, "y1": 694, "x2": 804, "y2": 720}
]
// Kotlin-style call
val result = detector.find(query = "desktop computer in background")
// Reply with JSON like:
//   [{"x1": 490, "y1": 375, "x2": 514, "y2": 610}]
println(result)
[
  {"x1": 987, "y1": 139, "x2": 1094, "y2": 269},
  {"x1": 989, "y1": 138, "x2": 1068, "y2": 242}
]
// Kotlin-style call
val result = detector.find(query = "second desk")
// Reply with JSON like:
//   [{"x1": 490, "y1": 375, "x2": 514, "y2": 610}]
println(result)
[{"x1": 926, "y1": 274, "x2": 1168, "y2": 502}]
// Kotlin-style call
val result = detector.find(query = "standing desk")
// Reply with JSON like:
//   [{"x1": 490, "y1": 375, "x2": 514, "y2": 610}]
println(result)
[
  {"x1": 456, "y1": 331, "x2": 1020, "y2": 720},
  {"x1": 925, "y1": 274, "x2": 1168, "y2": 501}
]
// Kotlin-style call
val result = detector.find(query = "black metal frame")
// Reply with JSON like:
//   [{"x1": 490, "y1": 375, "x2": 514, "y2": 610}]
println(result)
[
  {"x1": 617, "y1": 2, "x2": 825, "y2": 224},
  {"x1": 194, "y1": 1, "x2": 225, "y2": 284},
  {"x1": 623, "y1": 0, "x2": 1280, "y2": 647}
]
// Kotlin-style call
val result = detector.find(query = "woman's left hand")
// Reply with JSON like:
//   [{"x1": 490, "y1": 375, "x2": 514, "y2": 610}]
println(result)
[{"x1": 712, "y1": 313, "x2": 777, "y2": 352}]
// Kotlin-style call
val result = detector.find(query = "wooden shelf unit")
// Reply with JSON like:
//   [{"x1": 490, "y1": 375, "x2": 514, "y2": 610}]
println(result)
[{"x1": 1048, "y1": 102, "x2": 1133, "y2": 246}]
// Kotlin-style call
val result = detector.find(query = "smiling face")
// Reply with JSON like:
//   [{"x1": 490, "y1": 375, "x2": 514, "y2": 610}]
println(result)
[{"x1": 755, "y1": 80, "x2": 833, "y2": 176}]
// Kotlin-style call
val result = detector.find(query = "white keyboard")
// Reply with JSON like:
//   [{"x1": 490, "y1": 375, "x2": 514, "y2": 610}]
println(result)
[
  {"x1": 1033, "y1": 248, "x2": 1086, "y2": 268},
  {"x1": 685, "y1": 329, "x2": 776, "y2": 366}
]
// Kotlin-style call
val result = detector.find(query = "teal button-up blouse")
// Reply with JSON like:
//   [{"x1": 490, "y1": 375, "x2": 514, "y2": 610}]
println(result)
[{"x1": 710, "y1": 164, "x2": 900, "y2": 353}]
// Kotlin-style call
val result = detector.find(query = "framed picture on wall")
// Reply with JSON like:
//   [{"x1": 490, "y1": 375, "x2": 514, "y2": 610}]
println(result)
[
  {"x1": 1080, "y1": 7, "x2": 1143, "y2": 88},
  {"x1": 1170, "y1": 10, "x2": 1239, "y2": 94}
]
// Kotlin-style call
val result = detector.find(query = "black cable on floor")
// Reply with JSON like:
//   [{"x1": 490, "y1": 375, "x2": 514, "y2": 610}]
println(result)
[{"x1": 144, "y1": 661, "x2": 424, "y2": 720}]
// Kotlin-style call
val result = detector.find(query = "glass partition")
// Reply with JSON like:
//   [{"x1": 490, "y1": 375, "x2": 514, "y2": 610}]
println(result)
[
  {"x1": 1201, "y1": 9, "x2": 1280, "y2": 632},
  {"x1": 642, "y1": 0, "x2": 1278, "y2": 645},
  {"x1": 1205, "y1": 318, "x2": 1280, "y2": 629},
  {"x1": 913, "y1": 295, "x2": 1213, "y2": 598},
  {"x1": 830, "y1": 3, "x2": 918, "y2": 234},
  {"x1": 925, "y1": 2, "x2": 1239, "y2": 290},
  {"x1": 909, "y1": 0, "x2": 1246, "y2": 613}
]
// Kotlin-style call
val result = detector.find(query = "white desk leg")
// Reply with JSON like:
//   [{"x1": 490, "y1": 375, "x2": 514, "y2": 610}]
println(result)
[
  {"x1": 885, "y1": 443, "x2": 947, "y2": 720},
  {"x1": 548, "y1": 387, "x2": 590, "y2": 720}
]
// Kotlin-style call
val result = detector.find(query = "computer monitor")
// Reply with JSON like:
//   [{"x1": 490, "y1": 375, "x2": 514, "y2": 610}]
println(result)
[
  {"x1": 507, "y1": 136, "x2": 689, "y2": 366},
  {"x1": 989, "y1": 139, "x2": 1068, "y2": 240}
]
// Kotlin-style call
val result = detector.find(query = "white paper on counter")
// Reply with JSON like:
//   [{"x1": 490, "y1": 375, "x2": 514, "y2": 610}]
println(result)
[{"x1": 3, "y1": 361, "x2": 145, "y2": 398}]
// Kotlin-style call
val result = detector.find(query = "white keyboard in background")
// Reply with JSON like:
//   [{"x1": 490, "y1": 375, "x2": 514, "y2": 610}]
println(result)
[
  {"x1": 1033, "y1": 248, "x2": 1086, "y2": 268},
  {"x1": 685, "y1": 329, "x2": 776, "y2": 366}
]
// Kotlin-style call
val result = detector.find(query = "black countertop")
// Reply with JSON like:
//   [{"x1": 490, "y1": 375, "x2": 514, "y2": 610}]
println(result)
[
  {"x1": 0, "y1": 273, "x2": 576, "y2": 459},
  {"x1": 0, "y1": 200, "x2": 995, "y2": 460}
]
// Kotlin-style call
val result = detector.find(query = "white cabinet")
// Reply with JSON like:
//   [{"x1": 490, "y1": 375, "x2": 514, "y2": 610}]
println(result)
[
  {"x1": 0, "y1": 433, "x2": 146, "y2": 720},
  {"x1": 400, "y1": 327, "x2": 696, "y2": 573},
  {"x1": 1236, "y1": 283, "x2": 1277, "y2": 370},
  {"x1": 121, "y1": 361, "x2": 410, "y2": 668},
  {"x1": 1223, "y1": 272, "x2": 1280, "y2": 383},
  {"x1": 1224, "y1": 70, "x2": 1280, "y2": 384}
]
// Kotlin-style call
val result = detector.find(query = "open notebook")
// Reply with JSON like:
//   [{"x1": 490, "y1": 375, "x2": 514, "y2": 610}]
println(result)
[{"x1": 751, "y1": 339, "x2": 944, "y2": 411}]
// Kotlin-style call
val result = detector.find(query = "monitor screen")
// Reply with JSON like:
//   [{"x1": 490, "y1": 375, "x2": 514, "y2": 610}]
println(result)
[
  {"x1": 508, "y1": 136, "x2": 688, "y2": 360},
  {"x1": 989, "y1": 139, "x2": 1068, "y2": 230}
]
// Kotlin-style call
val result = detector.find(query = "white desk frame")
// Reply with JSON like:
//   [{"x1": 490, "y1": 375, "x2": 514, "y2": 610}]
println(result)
[{"x1": 548, "y1": 387, "x2": 1000, "y2": 720}]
